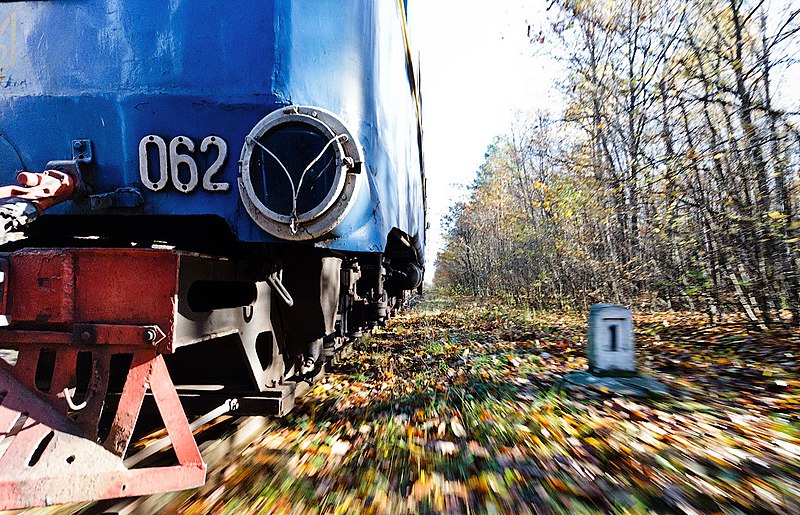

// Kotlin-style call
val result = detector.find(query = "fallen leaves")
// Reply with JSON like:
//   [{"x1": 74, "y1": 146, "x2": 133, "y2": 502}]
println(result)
[
  {"x1": 450, "y1": 417, "x2": 467, "y2": 438},
  {"x1": 155, "y1": 296, "x2": 799, "y2": 514}
]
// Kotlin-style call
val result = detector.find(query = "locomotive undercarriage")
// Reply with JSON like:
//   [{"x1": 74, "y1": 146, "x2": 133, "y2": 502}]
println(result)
[
  {"x1": 0, "y1": 243, "x2": 402, "y2": 414},
  {"x1": 0, "y1": 215, "x2": 420, "y2": 508},
  {"x1": 161, "y1": 246, "x2": 394, "y2": 418}
]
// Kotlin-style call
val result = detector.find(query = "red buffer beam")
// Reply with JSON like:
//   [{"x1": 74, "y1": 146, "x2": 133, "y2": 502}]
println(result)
[{"x1": 0, "y1": 248, "x2": 207, "y2": 509}]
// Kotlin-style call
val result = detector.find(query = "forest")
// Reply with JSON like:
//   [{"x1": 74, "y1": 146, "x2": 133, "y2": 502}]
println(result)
[{"x1": 434, "y1": 0, "x2": 800, "y2": 326}]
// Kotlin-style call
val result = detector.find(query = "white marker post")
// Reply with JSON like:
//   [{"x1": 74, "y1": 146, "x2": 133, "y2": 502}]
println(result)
[{"x1": 587, "y1": 304, "x2": 635, "y2": 374}]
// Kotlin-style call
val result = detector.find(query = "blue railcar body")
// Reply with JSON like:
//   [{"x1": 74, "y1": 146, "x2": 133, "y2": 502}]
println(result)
[
  {"x1": 0, "y1": 0, "x2": 424, "y2": 255},
  {"x1": 0, "y1": 3, "x2": 425, "y2": 507}
]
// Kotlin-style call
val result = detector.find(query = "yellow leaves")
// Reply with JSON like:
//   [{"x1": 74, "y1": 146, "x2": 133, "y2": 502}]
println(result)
[
  {"x1": 468, "y1": 471, "x2": 506, "y2": 495},
  {"x1": 410, "y1": 470, "x2": 434, "y2": 502},
  {"x1": 478, "y1": 410, "x2": 494, "y2": 422},
  {"x1": 584, "y1": 437, "x2": 603, "y2": 448},
  {"x1": 529, "y1": 434, "x2": 547, "y2": 451},
  {"x1": 767, "y1": 211, "x2": 789, "y2": 220}
]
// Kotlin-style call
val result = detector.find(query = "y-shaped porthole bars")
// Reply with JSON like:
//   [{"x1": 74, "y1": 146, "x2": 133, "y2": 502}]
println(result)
[{"x1": 238, "y1": 106, "x2": 363, "y2": 240}]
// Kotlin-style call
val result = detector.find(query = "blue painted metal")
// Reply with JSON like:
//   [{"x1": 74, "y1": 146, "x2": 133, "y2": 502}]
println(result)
[{"x1": 0, "y1": 0, "x2": 424, "y2": 257}]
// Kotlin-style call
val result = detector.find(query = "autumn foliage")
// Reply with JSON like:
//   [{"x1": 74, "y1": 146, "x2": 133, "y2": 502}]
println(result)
[{"x1": 435, "y1": 0, "x2": 800, "y2": 325}]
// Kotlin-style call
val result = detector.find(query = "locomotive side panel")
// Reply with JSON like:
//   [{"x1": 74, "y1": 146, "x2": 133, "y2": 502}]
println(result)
[
  {"x1": 272, "y1": 0, "x2": 425, "y2": 253},
  {"x1": 0, "y1": 0, "x2": 424, "y2": 256},
  {"x1": 0, "y1": 1, "x2": 281, "y2": 235}
]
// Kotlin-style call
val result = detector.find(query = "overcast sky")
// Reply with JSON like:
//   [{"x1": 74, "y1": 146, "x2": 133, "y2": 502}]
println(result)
[{"x1": 409, "y1": 1, "x2": 558, "y2": 279}]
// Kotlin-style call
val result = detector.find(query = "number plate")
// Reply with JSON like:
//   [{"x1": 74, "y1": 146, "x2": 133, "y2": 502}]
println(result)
[{"x1": 138, "y1": 135, "x2": 229, "y2": 193}]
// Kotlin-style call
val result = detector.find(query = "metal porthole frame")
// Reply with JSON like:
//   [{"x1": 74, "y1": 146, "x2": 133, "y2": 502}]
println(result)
[{"x1": 238, "y1": 105, "x2": 364, "y2": 241}]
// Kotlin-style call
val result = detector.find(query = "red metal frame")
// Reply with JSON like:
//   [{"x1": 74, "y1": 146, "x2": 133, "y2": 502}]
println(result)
[{"x1": 0, "y1": 248, "x2": 206, "y2": 509}]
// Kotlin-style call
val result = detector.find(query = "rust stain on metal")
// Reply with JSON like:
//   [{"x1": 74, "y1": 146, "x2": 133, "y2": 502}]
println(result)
[{"x1": 0, "y1": 249, "x2": 204, "y2": 509}]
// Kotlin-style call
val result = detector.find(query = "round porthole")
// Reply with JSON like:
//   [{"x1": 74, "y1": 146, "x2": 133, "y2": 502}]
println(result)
[{"x1": 238, "y1": 106, "x2": 363, "y2": 240}]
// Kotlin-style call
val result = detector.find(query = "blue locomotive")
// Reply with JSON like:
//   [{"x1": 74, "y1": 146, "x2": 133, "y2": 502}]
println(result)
[{"x1": 0, "y1": 0, "x2": 424, "y2": 508}]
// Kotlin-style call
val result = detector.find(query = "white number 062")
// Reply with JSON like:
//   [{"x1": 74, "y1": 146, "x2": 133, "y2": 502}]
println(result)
[{"x1": 138, "y1": 134, "x2": 229, "y2": 193}]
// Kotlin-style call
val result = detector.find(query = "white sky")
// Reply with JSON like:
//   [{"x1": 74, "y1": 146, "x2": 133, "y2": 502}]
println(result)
[{"x1": 409, "y1": 1, "x2": 558, "y2": 280}]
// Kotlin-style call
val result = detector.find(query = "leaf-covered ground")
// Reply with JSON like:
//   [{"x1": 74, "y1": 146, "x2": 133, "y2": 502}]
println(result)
[{"x1": 165, "y1": 296, "x2": 800, "y2": 514}]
